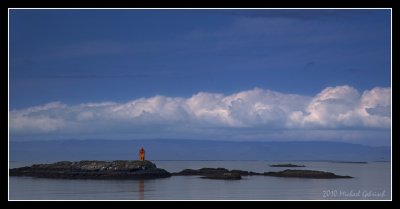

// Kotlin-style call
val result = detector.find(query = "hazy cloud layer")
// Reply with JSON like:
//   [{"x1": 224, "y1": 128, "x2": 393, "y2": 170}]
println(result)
[{"x1": 9, "y1": 86, "x2": 390, "y2": 142}]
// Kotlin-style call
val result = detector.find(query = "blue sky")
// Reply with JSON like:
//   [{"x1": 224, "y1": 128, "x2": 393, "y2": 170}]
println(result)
[{"x1": 9, "y1": 9, "x2": 391, "y2": 145}]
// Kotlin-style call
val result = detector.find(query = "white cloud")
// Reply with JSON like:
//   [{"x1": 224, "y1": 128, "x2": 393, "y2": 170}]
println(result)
[
  {"x1": 293, "y1": 86, "x2": 391, "y2": 129},
  {"x1": 9, "y1": 86, "x2": 391, "y2": 142},
  {"x1": 302, "y1": 85, "x2": 361, "y2": 127}
]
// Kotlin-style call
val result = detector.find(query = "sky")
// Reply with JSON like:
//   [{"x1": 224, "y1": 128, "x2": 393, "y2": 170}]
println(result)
[{"x1": 9, "y1": 9, "x2": 391, "y2": 146}]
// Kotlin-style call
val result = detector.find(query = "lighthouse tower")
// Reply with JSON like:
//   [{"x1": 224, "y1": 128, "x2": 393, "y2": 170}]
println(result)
[{"x1": 139, "y1": 147, "x2": 145, "y2": 161}]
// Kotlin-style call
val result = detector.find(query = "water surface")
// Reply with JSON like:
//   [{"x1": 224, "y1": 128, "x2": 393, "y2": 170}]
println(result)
[{"x1": 9, "y1": 161, "x2": 391, "y2": 200}]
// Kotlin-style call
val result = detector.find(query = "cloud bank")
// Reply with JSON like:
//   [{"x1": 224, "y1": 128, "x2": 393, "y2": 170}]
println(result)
[{"x1": 9, "y1": 86, "x2": 391, "y2": 143}]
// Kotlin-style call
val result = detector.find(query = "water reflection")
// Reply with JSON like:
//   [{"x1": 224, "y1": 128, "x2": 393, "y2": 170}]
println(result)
[{"x1": 138, "y1": 180, "x2": 144, "y2": 200}]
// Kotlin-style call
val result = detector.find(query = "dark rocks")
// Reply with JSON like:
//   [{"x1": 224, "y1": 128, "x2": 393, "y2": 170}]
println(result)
[
  {"x1": 10, "y1": 161, "x2": 353, "y2": 180},
  {"x1": 201, "y1": 173, "x2": 242, "y2": 180},
  {"x1": 263, "y1": 169, "x2": 353, "y2": 179},
  {"x1": 173, "y1": 168, "x2": 229, "y2": 176},
  {"x1": 172, "y1": 167, "x2": 352, "y2": 180},
  {"x1": 173, "y1": 168, "x2": 261, "y2": 180},
  {"x1": 9, "y1": 160, "x2": 171, "y2": 180},
  {"x1": 270, "y1": 164, "x2": 306, "y2": 167},
  {"x1": 230, "y1": 169, "x2": 261, "y2": 176}
]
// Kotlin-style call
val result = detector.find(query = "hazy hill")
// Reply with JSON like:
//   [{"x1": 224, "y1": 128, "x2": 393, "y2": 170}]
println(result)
[{"x1": 9, "y1": 139, "x2": 390, "y2": 162}]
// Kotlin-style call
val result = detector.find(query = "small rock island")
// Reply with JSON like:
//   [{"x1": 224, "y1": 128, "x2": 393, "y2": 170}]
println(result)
[
  {"x1": 264, "y1": 169, "x2": 353, "y2": 179},
  {"x1": 9, "y1": 160, "x2": 171, "y2": 179},
  {"x1": 9, "y1": 147, "x2": 170, "y2": 180},
  {"x1": 172, "y1": 168, "x2": 260, "y2": 180}
]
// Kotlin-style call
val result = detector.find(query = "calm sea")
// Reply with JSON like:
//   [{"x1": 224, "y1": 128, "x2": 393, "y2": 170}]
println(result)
[{"x1": 9, "y1": 161, "x2": 391, "y2": 200}]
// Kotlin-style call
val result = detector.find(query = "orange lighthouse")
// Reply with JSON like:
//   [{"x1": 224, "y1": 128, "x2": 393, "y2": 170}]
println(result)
[{"x1": 139, "y1": 147, "x2": 145, "y2": 161}]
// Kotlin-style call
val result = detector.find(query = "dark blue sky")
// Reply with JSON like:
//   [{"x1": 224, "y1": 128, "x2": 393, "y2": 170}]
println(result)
[
  {"x1": 9, "y1": 9, "x2": 391, "y2": 145},
  {"x1": 10, "y1": 9, "x2": 390, "y2": 109}
]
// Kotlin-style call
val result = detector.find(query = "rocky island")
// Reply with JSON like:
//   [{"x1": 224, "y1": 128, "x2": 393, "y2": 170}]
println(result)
[
  {"x1": 172, "y1": 168, "x2": 261, "y2": 180},
  {"x1": 270, "y1": 163, "x2": 306, "y2": 167},
  {"x1": 9, "y1": 160, "x2": 171, "y2": 180},
  {"x1": 264, "y1": 169, "x2": 353, "y2": 179},
  {"x1": 9, "y1": 162, "x2": 353, "y2": 180}
]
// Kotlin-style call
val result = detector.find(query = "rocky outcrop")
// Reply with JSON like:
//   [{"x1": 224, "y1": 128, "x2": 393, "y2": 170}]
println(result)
[
  {"x1": 173, "y1": 168, "x2": 228, "y2": 176},
  {"x1": 270, "y1": 164, "x2": 305, "y2": 167},
  {"x1": 10, "y1": 161, "x2": 353, "y2": 180},
  {"x1": 263, "y1": 169, "x2": 353, "y2": 179},
  {"x1": 172, "y1": 168, "x2": 260, "y2": 180},
  {"x1": 9, "y1": 160, "x2": 171, "y2": 179}
]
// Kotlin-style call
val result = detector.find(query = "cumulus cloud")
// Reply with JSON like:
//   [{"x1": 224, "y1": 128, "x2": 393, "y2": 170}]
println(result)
[
  {"x1": 9, "y1": 86, "x2": 391, "y2": 141},
  {"x1": 289, "y1": 86, "x2": 391, "y2": 129}
]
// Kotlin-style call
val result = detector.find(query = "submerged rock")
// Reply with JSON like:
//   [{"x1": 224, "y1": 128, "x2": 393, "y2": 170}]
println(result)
[
  {"x1": 9, "y1": 160, "x2": 171, "y2": 179},
  {"x1": 263, "y1": 169, "x2": 353, "y2": 179}
]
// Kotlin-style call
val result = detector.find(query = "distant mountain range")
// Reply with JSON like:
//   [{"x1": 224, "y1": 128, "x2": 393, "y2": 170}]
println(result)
[{"x1": 9, "y1": 139, "x2": 390, "y2": 162}]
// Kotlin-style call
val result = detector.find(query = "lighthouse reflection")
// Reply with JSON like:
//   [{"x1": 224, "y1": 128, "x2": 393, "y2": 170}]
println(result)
[{"x1": 138, "y1": 180, "x2": 145, "y2": 200}]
